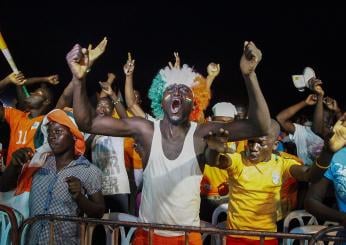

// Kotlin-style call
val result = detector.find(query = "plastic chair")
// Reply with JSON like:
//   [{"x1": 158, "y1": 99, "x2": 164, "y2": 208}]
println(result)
[
  {"x1": 105, "y1": 212, "x2": 138, "y2": 245},
  {"x1": 0, "y1": 210, "x2": 13, "y2": 245},
  {"x1": 0, "y1": 208, "x2": 23, "y2": 245},
  {"x1": 283, "y1": 209, "x2": 323, "y2": 245},
  {"x1": 309, "y1": 225, "x2": 345, "y2": 245},
  {"x1": 211, "y1": 203, "x2": 228, "y2": 245},
  {"x1": 323, "y1": 221, "x2": 340, "y2": 226},
  {"x1": 85, "y1": 212, "x2": 138, "y2": 245},
  {"x1": 200, "y1": 220, "x2": 214, "y2": 242},
  {"x1": 211, "y1": 203, "x2": 228, "y2": 226}
]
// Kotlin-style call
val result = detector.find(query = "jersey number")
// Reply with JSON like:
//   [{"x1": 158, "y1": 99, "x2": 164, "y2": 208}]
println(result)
[{"x1": 16, "y1": 130, "x2": 28, "y2": 145}]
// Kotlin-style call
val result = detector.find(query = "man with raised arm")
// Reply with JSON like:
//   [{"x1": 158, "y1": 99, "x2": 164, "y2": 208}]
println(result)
[{"x1": 70, "y1": 41, "x2": 270, "y2": 245}]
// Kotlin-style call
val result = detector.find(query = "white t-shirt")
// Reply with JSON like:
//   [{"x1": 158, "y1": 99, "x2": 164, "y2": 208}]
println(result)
[
  {"x1": 92, "y1": 135, "x2": 130, "y2": 195},
  {"x1": 289, "y1": 123, "x2": 324, "y2": 166}
]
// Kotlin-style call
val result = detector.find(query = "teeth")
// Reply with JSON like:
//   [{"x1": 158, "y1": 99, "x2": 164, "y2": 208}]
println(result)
[{"x1": 171, "y1": 99, "x2": 181, "y2": 113}]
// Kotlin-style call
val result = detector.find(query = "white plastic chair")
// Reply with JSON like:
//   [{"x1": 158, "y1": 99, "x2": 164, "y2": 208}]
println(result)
[
  {"x1": 200, "y1": 220, "x2": 214, "y2": 242},
  {"x1": 283, "y1": 209, "x2": 324, "y2": 245},
  {"x1": 211, "y1": 203, "x2": 228, "y2": 245},
  {"x1": 85, "y1": 212, "x2": 138, "y2": 245},
  {"x1": 106, "y1": 212, "x2": 138, "y2": 245},
  {"x1": 211, "y1": 203, "x2": 228, "y2": 226}
]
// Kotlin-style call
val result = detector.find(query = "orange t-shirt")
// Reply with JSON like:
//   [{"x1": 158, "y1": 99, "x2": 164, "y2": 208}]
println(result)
[
  {"x1": 4, "y1": 107, "x2": 44, "y2": 166},
  {"x1": 278, "y1": 151, "x2": 303, "y2": 220},
  {"x1": 124, "y1": 137, "x2": 143, "y2": 170}
]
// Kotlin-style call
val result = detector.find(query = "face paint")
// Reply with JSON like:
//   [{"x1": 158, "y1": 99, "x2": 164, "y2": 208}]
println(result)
[
  {"x1": 185, "y1": 97, "x2": 192, "y2": 103},
  {"x1": 163, "y1": 94, "x2": 171, "y2": 101},
  {"x1": 161, "y1": 84, "x2": 194, "y2": 124}
]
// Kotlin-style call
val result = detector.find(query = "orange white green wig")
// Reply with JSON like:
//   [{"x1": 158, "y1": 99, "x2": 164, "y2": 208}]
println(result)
[{"x1": 148, "y1": 64, "x2": 211, "y2": 122}]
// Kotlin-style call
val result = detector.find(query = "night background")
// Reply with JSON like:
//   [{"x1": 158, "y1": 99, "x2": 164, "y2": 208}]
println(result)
[{"x1": 0, "y1": 2, "x2": 345, "y2": 117}]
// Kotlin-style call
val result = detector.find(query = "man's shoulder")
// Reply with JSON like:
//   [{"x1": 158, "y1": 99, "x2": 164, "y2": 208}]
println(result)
[
  {"x1": 4, "y1": 106, "x2": 26, "y2": 118},
  {"x1": 278, "y1": 151, "x2": 303, "y2": 164}
]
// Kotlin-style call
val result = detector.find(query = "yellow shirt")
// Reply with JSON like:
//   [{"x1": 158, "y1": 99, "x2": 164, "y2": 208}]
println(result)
[
  {"x1": 226, "y1": 152, "x2": 299, "y2": 239},
  {"x1": 236, "y1": 140, "x2": 247, "y2": 153}
]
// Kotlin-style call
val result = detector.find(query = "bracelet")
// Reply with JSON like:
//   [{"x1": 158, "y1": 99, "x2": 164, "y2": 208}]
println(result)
[
  {"x1": 112, "y1": 98, "x2": 121, "y2": 106},
  {"x1": 315, "y1": 160, "x2": 330, "y2": 169}
]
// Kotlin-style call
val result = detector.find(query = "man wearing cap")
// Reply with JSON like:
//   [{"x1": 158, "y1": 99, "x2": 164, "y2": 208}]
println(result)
[{"x1": 70, "y1": 41, "x2": 271, "y2": 244}]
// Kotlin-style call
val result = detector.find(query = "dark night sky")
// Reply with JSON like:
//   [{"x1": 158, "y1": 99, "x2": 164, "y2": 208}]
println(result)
[{"x1": 0, "y1": 2, "x2": 345, "y2": 116}]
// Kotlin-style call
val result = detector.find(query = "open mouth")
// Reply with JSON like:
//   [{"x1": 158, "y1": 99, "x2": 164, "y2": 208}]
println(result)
[{"x1": 171, "y1": 98, "x2": 182, "y2": 113}]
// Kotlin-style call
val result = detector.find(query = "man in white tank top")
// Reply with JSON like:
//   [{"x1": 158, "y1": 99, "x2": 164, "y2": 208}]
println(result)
[{"x1": 70, "y1": 41, "x2": 271, "y2": 245}]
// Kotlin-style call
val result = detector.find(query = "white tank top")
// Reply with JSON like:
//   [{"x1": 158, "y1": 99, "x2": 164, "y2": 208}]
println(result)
[{"x1": 139, "y1": 120, "x2": 202, "y2": 236}]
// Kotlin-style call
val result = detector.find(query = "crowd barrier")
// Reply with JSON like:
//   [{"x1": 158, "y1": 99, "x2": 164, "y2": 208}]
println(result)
[{"x1": 1, "y1": 204, "x2": 346, "y2": 245}]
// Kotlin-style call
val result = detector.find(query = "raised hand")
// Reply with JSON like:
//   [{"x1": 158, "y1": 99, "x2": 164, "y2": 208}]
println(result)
[
  {"x1": 66, "y1": 44, "x2": 89, "y2": 80},
  {"x1": 106, "y1": 73, "x2": 116, "y2": 85},
  {"x1": 8, "y1": 71, "x2": 26, "y2": 85},
  {"x1": 10, "y1": 147, "x2": 34, "y2": 167},
  {"x1": 308, "y1": 78, "x2": 324, "y2": 96},
  {"x1": 240, "y1": 41, "x2": 262, "y2": 75},
  {"x1": 99, "y1": 82, "x2": 113, "y2": 96},
  {"x1": 205, "y1": 128, "x2": 234, "y2": 153},
  {"x1": 168, "y1": 52, "x2": 180, "y2": 69},
  {"x1": 305, "y1": 94, "x2": 318, "y2": 106},
  {"x1": 46, "y1": 74, "x2": 60, "y2": 85},
  {"x1": 88, "y1": 37, "x2": 108, "y2": 68},
  {"x1": 207, "y1": 63, "x2": 221, "y2": 78},
  {"x1": 323, "y1": 97, "x2": 339, "y2": 112},
  {"x1": 65, "y1": 176, "x2": 82, "y2": 199},
  {"x1": 123, "y1": 52, "x2": 135, "y2": 76}
]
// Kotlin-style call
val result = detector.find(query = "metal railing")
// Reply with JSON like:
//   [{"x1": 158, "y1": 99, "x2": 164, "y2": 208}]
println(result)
[{"x1": 1, "y1": 209, "x2": 346, "y2": 244}]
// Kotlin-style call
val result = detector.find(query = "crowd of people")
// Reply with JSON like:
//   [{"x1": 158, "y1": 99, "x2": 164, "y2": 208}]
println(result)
[{"x1": 0, "y1": 38, "x2": 345, "y2": 245}]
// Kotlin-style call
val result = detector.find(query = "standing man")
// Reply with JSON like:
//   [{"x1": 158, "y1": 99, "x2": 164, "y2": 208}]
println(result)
[{"x1": 70, "y1": 41, "x2": 270, "y2": 244}]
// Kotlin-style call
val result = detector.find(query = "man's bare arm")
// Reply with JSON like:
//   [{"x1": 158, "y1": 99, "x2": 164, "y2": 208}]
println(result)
[
  {"x1": 276, "y1": 95, "x2": 317, "y2": 134},
  {"x1": 199, "y1": 41, "x2": 270, "y2": 141},
  {"x1": 124, "y1": 53, "x2": 146, "y2": 117}
]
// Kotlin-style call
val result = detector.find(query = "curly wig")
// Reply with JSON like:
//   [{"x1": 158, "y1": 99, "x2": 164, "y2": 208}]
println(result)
[{"x1": 148, "y1": 64, "x2": 211, "y2": 122}]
